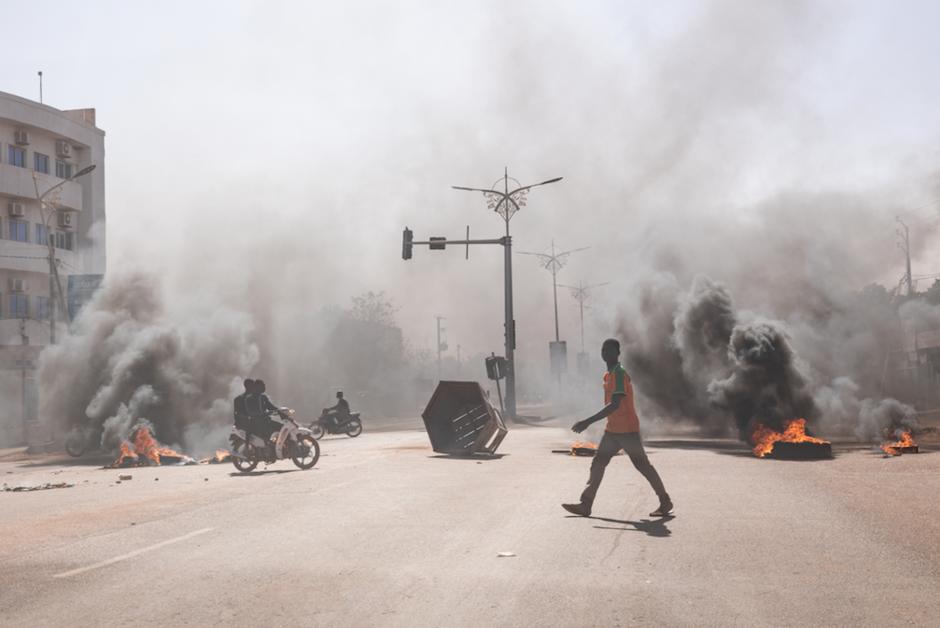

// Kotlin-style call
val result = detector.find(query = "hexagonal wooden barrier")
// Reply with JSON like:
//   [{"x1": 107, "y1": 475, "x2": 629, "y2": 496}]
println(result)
[{"x1": 421, "y1": 381, "x2": 508, "y2": 455}]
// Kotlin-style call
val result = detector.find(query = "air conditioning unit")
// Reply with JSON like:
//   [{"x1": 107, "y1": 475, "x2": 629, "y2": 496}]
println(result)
[
  {"x1": 55, "y1": 140, "x2": 72, "y2": 158},
  {"x1": 7, "y1": 202, "x2": 25, "y2": 217},
  {"x1": 9, "y1": 279, "x2": 26, "y2": 293},
  {"x1": 14, "y1": 129, "x2": 30, "y2": 145},
  {"x1": 58, "y1": 211, "x2": 74, "y2": 228}
]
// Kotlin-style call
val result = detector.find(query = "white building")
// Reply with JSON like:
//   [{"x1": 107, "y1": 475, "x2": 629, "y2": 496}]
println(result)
[{"x1": 0, "y1": 90, "x2": 105, "y2": 446}]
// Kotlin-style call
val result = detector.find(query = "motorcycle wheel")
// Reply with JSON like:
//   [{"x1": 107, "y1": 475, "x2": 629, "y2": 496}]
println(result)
[
  {"x1": 291, "y1": 434, "x2": 320, "y2": 470},
  {"x1": 310, "y1": 424, "x2": 325, "y2": 440},
  {"x1": 65, "y1": 428, "x2": 88, "y2": 458},
  {"x1": 346, "y1": 420, "x2": 363, "y2": 438},
  {"x1": 231, "y1": 441, "x2": 259, "y2": 473}
]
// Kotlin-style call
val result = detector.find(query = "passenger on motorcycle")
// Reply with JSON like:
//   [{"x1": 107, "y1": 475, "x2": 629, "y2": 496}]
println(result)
[
  {"x1": 233, "y1": 379, "x2": 254, "y2": 431},
  {"x1": 325, "y1": 391, "x2": 350, "y2": 428},
  {"x1": 246, "y1": 379, "x2": 286, "y2": 442}
]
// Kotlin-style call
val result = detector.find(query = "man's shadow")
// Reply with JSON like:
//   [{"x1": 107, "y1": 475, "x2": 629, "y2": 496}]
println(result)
[{"x1": 566, "y1": 515, "x2": 674, "y2": 537}]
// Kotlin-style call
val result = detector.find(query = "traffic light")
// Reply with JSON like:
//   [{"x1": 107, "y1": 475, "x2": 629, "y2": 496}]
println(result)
[{"x1": 402, "y1": 227, "x2": 413, "y2": 260}]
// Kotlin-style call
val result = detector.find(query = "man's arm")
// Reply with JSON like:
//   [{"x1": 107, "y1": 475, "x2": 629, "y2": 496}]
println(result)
[
  {"x1": 572, "y1": 395, "x2": 622, "y2": 433},
  {"x1": 262, "y1": 395, "x2": 283, "y2": 416}
]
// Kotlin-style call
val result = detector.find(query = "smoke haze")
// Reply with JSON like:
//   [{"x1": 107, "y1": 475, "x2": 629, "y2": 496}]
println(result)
[{"x1": 4, "y1": 1, "x2": 940, "y2": 448}]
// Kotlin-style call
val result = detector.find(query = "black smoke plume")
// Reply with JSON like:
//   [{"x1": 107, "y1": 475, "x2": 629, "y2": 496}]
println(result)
[{"x1": 37, "y1": 271, "x2": 258, "y2": 455}]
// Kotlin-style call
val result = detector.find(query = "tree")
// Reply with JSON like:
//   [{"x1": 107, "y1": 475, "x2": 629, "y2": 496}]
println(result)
[{"x1": 350, "y1": 291, "x2": 398, "y2": 327}]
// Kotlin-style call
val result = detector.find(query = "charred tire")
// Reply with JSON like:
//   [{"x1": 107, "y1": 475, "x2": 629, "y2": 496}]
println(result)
[
  {"x1": 65, "y1": 429, "x2": 87, "y2": 457},
  {"x1": 310, "y1": 424, "x2": 325, "y2": 440},
  {"x1": 231, "y1": 441, "x2": 259, "y2": 473},
  {"x1": 346, "y1": 421, "x2": 363, "y2": 438},
  {"x1": 291, "y1": 434, "x2": 320, "y2": 470}
]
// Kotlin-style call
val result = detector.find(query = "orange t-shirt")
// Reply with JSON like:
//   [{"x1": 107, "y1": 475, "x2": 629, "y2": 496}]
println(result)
[{"x1": 604, "y1": 363, "x2": 640, "y2": 433}]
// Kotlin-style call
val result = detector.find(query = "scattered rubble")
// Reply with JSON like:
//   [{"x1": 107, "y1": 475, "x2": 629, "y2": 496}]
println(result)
[{"x1": 3, "y1": 482, "x2": 75, "y2": 492}]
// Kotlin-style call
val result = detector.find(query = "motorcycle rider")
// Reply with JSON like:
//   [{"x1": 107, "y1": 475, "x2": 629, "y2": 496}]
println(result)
[
  {"x1": 325, "y1": 391, "x2": 350, "y2": 429},
  {"x1": 233, "y1": 379, "x2": 254, "y2": 431}
]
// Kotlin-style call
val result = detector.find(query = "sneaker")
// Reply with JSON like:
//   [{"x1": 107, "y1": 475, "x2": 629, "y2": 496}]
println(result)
[
  {"x1": 649, "y1": 500, "x2": 674, "y2": 517},
  {"x1": 562, "y1": 502, "x2": 591, "y2": 517}
]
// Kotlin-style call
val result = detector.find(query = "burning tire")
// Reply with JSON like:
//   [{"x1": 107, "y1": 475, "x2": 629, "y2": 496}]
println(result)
[
  {"x1": 65, "y1": 428, "x2": 88, "y2": 458},
  {"x1": 291, "y1": 434, "x2": 320, "y2": 470},
  {"x1": 346, "y1": 420, "x2": 363, "y2": 438},
  {"x1": 310, "y1": 424, "x2": 325, "y2": 440},
  {"x1": 231, "y1": 441, "x2": 259, "y2": 473}
]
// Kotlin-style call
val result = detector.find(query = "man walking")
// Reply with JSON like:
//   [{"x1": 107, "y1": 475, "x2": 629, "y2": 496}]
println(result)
[{"x1": 563, "y1": 338, "x2": 673, "y2": 518}]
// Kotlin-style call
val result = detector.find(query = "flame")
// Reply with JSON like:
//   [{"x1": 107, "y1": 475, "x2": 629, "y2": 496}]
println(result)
[
  {"x1": 881, "y1": 431, "x2": 917, "y2": 456},
  {"x1": 199, "y1": 449, "x2": 231, "y2": 464},
  {"x1": 570, "y1": 441, "x2": 598, "y2": 456},
  {"x1": 110, "y1": 426, "x2": 191, "y2": 467},
  {"x1": 111, "y1": 441, "x2": 139, "y2": 467},
  {"x1": 752, "y1": 418, "x2": 829, "y2": 458}
]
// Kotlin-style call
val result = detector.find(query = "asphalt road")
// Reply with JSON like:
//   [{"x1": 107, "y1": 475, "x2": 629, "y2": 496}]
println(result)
[{"x1": 1, "y1": 424, "x2": 938, "y2": 627}]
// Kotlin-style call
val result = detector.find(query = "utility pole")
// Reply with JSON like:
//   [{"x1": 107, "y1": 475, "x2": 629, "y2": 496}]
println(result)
[
  {"x1": 897, "y1": 217, "x2": 913, "y2": 297},
  {"x1": 32, "y1": 164, "x2": 96, "y2": 344},
  {"x1": 436, "y1": 315, "x2": 446, "y2": 381},
  {"x1": 38, "y1": 71, "x2": 43, "y2": 104}
]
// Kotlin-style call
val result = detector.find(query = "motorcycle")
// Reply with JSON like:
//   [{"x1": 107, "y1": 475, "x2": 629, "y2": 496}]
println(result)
[
  {"x1": 309, "y1": 409, "x2": 363, "y2": 440},
  {"x1": 228, "y1": 408, "x2": 320, "y2": 472}
]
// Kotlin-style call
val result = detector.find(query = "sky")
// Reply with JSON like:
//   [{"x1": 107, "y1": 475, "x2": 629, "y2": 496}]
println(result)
[{"x1": 2, "y1": 0, "x2": 939, "y2": 377}]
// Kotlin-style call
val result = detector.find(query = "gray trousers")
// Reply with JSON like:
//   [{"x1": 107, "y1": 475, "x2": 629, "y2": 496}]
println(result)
[{"x1": 580, "y1": 432, "x2": 669, "y2": 506}]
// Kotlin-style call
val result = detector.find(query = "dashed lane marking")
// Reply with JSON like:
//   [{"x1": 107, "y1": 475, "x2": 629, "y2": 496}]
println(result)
[{"x1": 53, "y1": 527, "x2": 214, "y2": 578}]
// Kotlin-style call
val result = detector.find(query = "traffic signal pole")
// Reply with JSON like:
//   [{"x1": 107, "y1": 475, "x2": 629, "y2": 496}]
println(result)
[
  {"x1": 402, "y1": 229, "x2": 514, "y2": 413},
  {"x1": 403, "y1": 169, "x2": 562, "y2": 421},
  {"x1": 503, "y1": 219, "x2": 516, "y2": 419}
]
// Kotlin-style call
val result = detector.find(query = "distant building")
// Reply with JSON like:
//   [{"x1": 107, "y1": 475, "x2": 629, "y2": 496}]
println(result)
[{"x1": 0, "y1": 91, "x2": 105, "y2": 446}]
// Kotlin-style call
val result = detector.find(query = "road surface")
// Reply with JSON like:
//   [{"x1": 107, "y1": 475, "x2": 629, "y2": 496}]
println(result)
[{"x1": 1, "y1": 424, "x2": 937, "y2": 627}]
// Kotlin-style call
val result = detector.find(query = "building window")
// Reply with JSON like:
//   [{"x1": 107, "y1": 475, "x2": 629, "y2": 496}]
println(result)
[
  {"x1": 9, "y1": 293, "x2": 28, "y2": 319},
  {"x1": 35, "y1": 223, "x2": 49, "y2": 246},
  {"x1": 36, "y1": 296, "x2": 50, "y2": 320},
  {"x1": 9, "y1": 219, "x2": 29, "y2": 242},
  {"x1": 8, "y1": 146, "x2": 26, "y2": 168},
  {"x1": 53, "y1": 231, "x2": 74, "y2": 251},
  {"x1": 55, "y1": 160, "x2": 72, "y2": 179},
  {"x1": 34, "y1": 152, "x2": 50, "y2": 174}
]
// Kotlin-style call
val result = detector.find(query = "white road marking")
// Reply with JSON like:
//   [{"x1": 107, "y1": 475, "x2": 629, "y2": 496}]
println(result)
[{"x1": 53, "y1": 527, "x2": 214, "y2": 579}]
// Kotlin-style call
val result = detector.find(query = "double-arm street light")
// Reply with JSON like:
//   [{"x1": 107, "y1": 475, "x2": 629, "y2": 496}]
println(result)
[
  {"x1": 31, "y1": 164, "x2": 96, "y2": 344},
  {"x1": 517, "y1": 240, "x2": 588, "y2": 343},
  {"x1": 558, "y1": 280, "x2": 609, "y2": 354},
  {"x1": 451, "y1": 169, "x2": 562, "y2": 419}
]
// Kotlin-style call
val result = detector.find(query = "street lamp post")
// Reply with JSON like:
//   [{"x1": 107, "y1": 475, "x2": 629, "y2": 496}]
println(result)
[
  {"x1": 558, "y1": 280, "x2": 609, "y2": 353},
  {"x1": 31, "y1": 164, "x2": 96, "y2": 344},
  {"x1": 518, "y1": 240, "x2": 589, "y2": 343},
  {"x1": 435, "y1": 315, "x2": 447, "y2": 382},
  {"x1": 452, "y1": 169, "x2": 562, "y2": 419}
]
